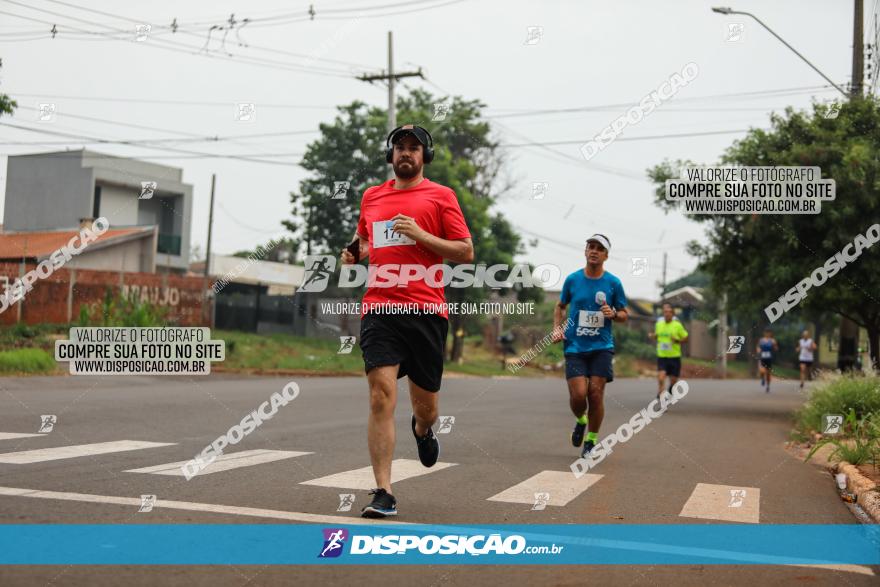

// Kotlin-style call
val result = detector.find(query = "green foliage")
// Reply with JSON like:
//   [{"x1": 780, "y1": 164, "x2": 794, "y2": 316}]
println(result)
[
  {"x1": 794, "y1": 373, "x2": 880, "y2": 435},
  {"x1": 0, "y1": 58, "x2": 16, "y2": 118},
  {"x1": 648, "y1": 98, "x2": 880, "y2": 364},
  {"x1": 232, "y1": 237, "x2": 300, "y2": 264},
  {"x1": 0, "y1": 348, "x2": 55, "y2": 374},
  {"x1": 615, "y1": 326, "x2": 656, "y2": 361},
  {"x1": 805, "y1": 409, "x2": 879, "y2": 466},
  {"x1": 77, "y1": 289, "x2": 170, "y2": 327}
]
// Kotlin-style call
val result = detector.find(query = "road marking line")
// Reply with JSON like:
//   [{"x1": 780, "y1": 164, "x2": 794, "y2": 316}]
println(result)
[
  {"x1": 301, "y1": 458, "x2": 456, "y2": 490},
  {"x1": 679, "y1": 483, "x2": 760, "y2": 524},
  {"x1": 0, "y1": 486, "x2": 408, "y2": 525},
  {"x1": 792, "y1": 564, "x2": 875, "y2": 576},
  {"x1": 487, "y1": 470, "x2": 603, "y2": 506},
  {"x1": 0, "y1": 440, "x2": 176, "y2": 464},
  {"x1": 0, "y1": 432, "x2": 42, "y2": 441},
  {"x1": 124, "y1": 449, "x2": 313, "y2": 476}
]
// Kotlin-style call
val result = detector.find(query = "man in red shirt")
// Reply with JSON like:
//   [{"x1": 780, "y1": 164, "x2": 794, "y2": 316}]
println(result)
[{"x1": 340, "y1": 124, "x2": 473, "y2": 518}]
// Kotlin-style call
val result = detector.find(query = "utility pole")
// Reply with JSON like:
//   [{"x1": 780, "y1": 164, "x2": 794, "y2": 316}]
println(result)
[
  {"x1": 719, "y1": 292, "x2": 728, "y2": 378},
  {"x1": 838, "y1": 0, "x2": 865, "y2": 369},
  {"x1": 660, "y1": 252, "x2": 668, "y2": 299},
  {"x1": 203, "y1": 173, "x2": 216, "y2": 326},
  {"x1": 853, "y1": 0, "x2": 865, "y2": 97},
  {"x1": 203, "y1": 174, "x2": 216, "y2": 279},
  {"x1": 357, "y1": 31, "x2": 424, "y2": 178}
]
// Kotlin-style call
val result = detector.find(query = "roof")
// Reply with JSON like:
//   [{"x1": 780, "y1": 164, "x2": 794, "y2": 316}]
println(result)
[
  {"x1": 662, "y1": 286, "x2": 705, "y2": 305},
  {"x1": 201, "y1": 254, "x2": 306, "y2": 288},
  {"x1": 0, "y1": 226, "x2": 155, "y2": 261}
]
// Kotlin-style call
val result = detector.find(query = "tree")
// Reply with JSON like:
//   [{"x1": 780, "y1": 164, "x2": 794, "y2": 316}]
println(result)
[
  {"x1": 284, "y1": 89, "x2": 542, "y2": 361},
  {"x1": 0, "y1": 59, "x2": 17, "y2": 118},
  {"x1": 648, "y1": 98, "x2": 880, "y2": 367},
  {"x1": 233, "y1": 237, "x2": 299, "y2": 264}
]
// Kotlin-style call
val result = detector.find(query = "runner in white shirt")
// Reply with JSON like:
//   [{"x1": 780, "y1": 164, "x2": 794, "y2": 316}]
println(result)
[{"x1": 796, "y1": 330, "x2": 817, "y2": 389}]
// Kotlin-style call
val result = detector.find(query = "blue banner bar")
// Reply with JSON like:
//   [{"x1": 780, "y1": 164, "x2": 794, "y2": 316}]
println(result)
[{"x1": 1, "y1": 524, "x2": 878, "y2": 565}]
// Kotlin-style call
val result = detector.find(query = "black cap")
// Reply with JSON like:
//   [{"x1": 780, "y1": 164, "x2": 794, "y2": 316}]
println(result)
[{"x1": 389, "y1": 124, "x2": 431, "y2": 147}]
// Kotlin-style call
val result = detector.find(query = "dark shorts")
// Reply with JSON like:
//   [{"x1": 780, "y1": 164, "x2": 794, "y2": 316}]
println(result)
[
  {"x1": 565, "y1": 350, "x2": 614, "y2": 382},
  {"x1": 657, "y1": 357, "x2": 682, "y2": 377},
  {"x1": 359, "y1": 311, "x2": 448, "y2": 392},
  {"x1": 760, "y1": 359, "x2": 773, "y2": 369},
  {"x1": 800, "y1": 360, "x2": 813, "y2": 367}
]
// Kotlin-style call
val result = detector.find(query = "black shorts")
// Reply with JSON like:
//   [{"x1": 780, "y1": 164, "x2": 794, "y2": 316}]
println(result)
[
  {"x1": 760, "y1": 359, "x2": 773, "y2": 369},
  {"x1": 359, "y1": 311, "x2": 448, "y2": 392},
  {"x1": 800, "y1": 360, "x2": 813, "y2": 367},
  {"x1": 565, "y1": 350, "x2": 614, "y2": 382},
  {"x1": 657, "y1": 357, "x2": 682, "y2": 377}
]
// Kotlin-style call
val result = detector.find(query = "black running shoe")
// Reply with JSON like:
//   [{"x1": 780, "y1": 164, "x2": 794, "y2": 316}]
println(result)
[
  {"x1": 581, "y1": 439, "x2": 597, "y2": 459},
  {"x1": 361, "y1": 488, "x2": 397, "y2": 518},
  {"x1": 412, "y1": 415, "x2": 439, "y2": 467},
  {"x1": 571, "y1": 421, "x2": 586, "y2": 447}
]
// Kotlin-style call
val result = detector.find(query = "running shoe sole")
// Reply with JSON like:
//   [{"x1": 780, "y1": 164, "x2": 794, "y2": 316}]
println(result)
[{"x1": 361, "y1": 506, "x2": 397, "y2": 518}]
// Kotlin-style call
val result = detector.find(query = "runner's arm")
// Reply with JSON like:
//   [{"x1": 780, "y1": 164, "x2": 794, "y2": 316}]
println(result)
[
  {"x1": 389, "y1": 214, "x2": 474, "y2": 262},
  {"x1": 611, "y1": 306, "x2": 628, "y2": 323},
  {"x1": 340, "y1": 233, "x2": 370, "y2": 264},
  {"x1": 553, "y1": 301, "x2": 568, "y2": 341}
]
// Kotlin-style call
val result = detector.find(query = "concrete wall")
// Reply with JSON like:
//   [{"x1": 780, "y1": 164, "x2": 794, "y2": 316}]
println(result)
[
  {"x1": 0, "y1": 262, "x2": 209, "y2": 326},
  {"x1": 64, "y1": 234, "x2": 157, "y2": 273},
  {"x1": 97, "y1": 183, "x2": 139, "y2": 226},
  {"x1": 687, "y1": 319, "x2": 715, "y2": 360},
  {"x1": 3, "y1": 152, "x2": 93, "y2": 230}
]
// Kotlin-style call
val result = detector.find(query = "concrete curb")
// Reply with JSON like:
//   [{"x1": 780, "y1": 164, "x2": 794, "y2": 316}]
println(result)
[
  {"x1": 790, "y1": 440, "x2": 880, "y2": 524},
  {"x1": 834, "y1": 461, "x2": 880, "y2": 524}
]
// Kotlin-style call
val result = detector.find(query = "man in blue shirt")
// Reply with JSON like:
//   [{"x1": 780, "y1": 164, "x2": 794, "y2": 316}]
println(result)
[{"x1": 553, "y1": 234, "x2": 629, "y2": 458}]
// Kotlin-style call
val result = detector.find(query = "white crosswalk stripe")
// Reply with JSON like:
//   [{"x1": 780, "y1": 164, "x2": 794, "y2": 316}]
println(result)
[
  {"x1": 487, "y1": 470, "x2": 603, "y2": 506},
  {"x1": 124, "y1": 449, "x2": 312, "y2": 476},
  {"x1": 0, "y1": 440, "x2": 176, "y2": 464},
  {"x1": 679, "y1": 483, "x2": 760, "y2": 523},
  {"x1": 0, "y1": 432, "x2": 43, "y2": 441},
  {"x1": 300, "y1": 458, "x2": 456, "y2": 490}
]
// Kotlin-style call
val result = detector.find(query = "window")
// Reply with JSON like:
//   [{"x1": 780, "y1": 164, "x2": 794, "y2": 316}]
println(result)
[{"x1": 92, "y1": 185, "x2": 102, "y2": 218}]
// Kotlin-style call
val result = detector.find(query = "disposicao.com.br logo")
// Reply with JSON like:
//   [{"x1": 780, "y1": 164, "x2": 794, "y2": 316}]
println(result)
[{"x1": 318, "y1": 529, "x2": 563, "y2": 558}]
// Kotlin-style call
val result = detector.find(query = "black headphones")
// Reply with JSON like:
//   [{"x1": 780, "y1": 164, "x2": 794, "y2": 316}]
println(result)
[{"x1": 385, "y1": 125, "x2": 434, "y2": 164}]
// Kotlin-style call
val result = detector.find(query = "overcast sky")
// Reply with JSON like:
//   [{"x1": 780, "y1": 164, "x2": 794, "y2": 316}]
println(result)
[{"x1": 0, "y1": 0, "x2": 867, "y2": 298}]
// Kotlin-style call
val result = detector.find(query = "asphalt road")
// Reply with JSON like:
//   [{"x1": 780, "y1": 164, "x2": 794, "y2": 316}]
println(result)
[{"x1": 0, "y1": 373, "x2": 875, "y2": 586}]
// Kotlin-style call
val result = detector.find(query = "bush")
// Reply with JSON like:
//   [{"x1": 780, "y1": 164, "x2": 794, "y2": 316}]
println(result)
[
  {"x1": 615, "y1": 326, "x2": 655, "y2": 361},
  {"x1": 794, "y1": 372, "x2": 880, "y2": 435},
  {"x1": 805, "y1": 410, "x2": 879, "y2": 466},
  {"x1": 77, "y1": 289, "x2": 170, "y2": 327},
  {"x1": 0, "y1": 348, "x2": 56, "y2": 374}
]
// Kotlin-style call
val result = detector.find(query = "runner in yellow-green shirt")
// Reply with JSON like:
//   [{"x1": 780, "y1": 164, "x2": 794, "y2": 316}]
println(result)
[{"x1": 647, "y1": 303, "x2": 688, "y2": 400}]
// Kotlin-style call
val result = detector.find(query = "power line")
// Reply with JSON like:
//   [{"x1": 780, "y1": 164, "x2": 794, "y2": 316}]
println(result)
[
  {"x1": 0, "y1": 121, "x2": 303, "y2": 167},
  {"x1": 5, "y1": 92, "x2": 335, "y2": 110},
  {"x1": 0, "y1": 3, "x2": 356, "y2": 78},
  {"x1": 484, "y1": 85, "x2": 840, "y2": 120},
  {"x1": 500, "y1": 128, "x2": 757, "y2": 147}
]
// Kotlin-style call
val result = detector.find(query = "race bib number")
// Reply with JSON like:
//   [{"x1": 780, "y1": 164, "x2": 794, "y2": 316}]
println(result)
[
  {"x1": 659, "y1": 342, "x2": 672, "y2": 351},
  {"x1": 761, "y1": 351, "x2": 771, "y2": 358},
  {"x1": 373, "y1": 220, "x2": 416, "y2": 249},
  {"x1": 578, "y1": 310, "x2": 604, "y2": 328}
]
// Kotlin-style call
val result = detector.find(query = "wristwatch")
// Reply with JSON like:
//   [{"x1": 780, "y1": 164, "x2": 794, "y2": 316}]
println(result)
[{"x1": 611, "y1": 308, "x2": 618, "y2": 320}]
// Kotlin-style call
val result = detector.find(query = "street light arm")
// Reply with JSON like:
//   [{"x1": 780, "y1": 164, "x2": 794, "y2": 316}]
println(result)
[{"x1": 718, "y1": 8, "x2": 849, "y2": 97}]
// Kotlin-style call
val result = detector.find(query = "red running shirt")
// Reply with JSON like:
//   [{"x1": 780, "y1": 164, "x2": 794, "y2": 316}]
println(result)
[{"x1": 356, "y1": 178, "x2": 471, "y2": 319}]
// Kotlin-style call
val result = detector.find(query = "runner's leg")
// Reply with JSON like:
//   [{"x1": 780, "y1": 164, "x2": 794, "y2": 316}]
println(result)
[
  {"x1": 408, "y1": 379, "x2": 439, "y2": 437},
  {"x1": 567, "y1": 376, "x2": 588, "y2": 419},
  {"x1": 368, "y1": 365, "x2": 399, "y2": 492},
  {"x1": 586, "y1": 376, "x2": 606, "y2": 434}
]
